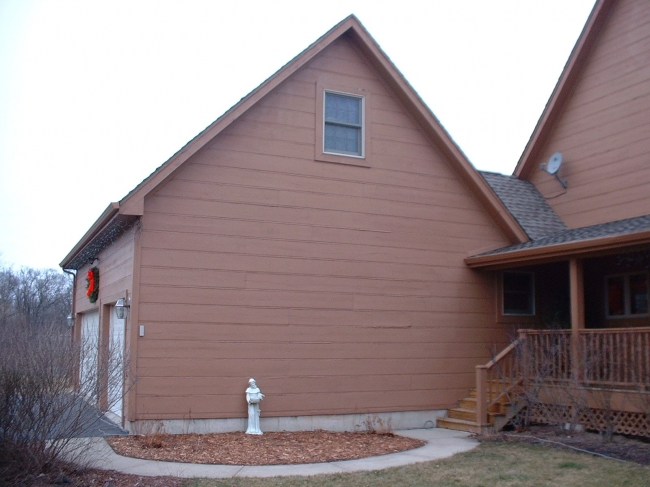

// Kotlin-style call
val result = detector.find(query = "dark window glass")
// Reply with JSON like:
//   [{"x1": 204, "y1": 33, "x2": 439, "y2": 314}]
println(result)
[
  {"x1": 607, "y1": 274, "x2": 649, "y2": 317},
  {"x1": 503, "y1": 272, "x2": 534, "y2": 315},
  {"x1": 629, "y1": 274, "x2": 648, "y2": 315},
  {"x1": 607, "y1": 276, "x2": 625, "y2": 316}
]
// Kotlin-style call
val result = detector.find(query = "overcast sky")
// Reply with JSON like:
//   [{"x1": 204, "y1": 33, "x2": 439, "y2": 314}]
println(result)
[{"x1": 0, "y1": 0, "x2": 596, "y2": 270}]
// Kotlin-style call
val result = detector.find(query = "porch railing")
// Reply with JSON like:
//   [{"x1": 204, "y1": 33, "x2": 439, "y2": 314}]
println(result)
[
  {"x1": 518, "y1": 327, "x2": 650, "y2": 388},
  {"x1": 580, "y1": 328, "x2": 650, "y2": 388},
  {"x1": 519, "y1": 329, "x2": 572, "y2": 383},
  {"x1": 475, "y1": 337, "x2": 522, "y2": 427},
  {"x1": 474, "y1": 327, "x2": 650, "y2": 426}
]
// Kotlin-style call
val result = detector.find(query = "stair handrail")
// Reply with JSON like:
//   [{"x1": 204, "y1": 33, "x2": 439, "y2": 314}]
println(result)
[{"x1": 475, "y1": 335, "x2": 524, "y2": 427}]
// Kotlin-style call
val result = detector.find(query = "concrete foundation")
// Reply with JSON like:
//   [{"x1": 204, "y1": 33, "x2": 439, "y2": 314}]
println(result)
[{"x1": 125, "y1": 410, "x2": 447, "y2": 435}]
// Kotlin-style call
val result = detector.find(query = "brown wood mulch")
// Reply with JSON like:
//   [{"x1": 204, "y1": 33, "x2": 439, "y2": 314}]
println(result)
[
  {"x1": 106, "y1": 430, "x2": 425, "y2": 466},
  {"x1": 20, "y1": 431, "x2": 423, "y2": 486}
]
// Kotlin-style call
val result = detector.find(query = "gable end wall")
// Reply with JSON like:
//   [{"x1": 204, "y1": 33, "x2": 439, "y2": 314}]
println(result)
[
  {"x1": 134, "y1": 36, "x2": 511, "y2": 421},
  {"x1": 528, "y1": 0, "x2": 650, "y2": 228}
]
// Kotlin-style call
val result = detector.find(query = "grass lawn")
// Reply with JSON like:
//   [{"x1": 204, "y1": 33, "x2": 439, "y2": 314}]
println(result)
[{"x1": 188, "y1": 442, "x2": 650, "y2": 487}]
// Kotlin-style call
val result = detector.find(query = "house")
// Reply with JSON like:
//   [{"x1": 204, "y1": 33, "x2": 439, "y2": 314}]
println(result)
[
  {"x1": 452, "y1": 0, "x2": 650, "y2": 435},
  {"x1": 61, "y1": 0, "x2": 650, "y2": 436}
]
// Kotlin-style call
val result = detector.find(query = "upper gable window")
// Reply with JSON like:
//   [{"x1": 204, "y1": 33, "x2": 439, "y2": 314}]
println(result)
[{"x1": 324, "y1": 91, "x2": 364, "y2": 158}]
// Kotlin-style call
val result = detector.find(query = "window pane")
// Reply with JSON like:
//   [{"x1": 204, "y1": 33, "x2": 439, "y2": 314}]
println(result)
[
  {"x1": 629, "y1": 274, "x2": 648, "y2": 315},
  {"x1": 325, "y1": 93, "x2": 360, "y2": 125},
  {"x1": 324, "y1": 124, "x2": 360, "y2": 154},
  {"x1": 503, "y1": 272, "x2": 534, "y2": 315},
  {"x1": 607, "y1": 276, "x2": 625, "y2": 316}
]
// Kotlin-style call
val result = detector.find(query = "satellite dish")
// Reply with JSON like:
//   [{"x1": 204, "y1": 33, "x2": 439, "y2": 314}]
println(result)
[
  {"x1": 544, "y1": 153, "x2": 563, "y2": 175},
  {"x1": 540, "y1": 152, "x2": 567, "y2": 189}
]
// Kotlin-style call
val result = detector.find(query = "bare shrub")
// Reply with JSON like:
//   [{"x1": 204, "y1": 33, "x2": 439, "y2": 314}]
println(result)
[
  {"x1": 516, "y1": 330, "x2": 576, "y2": 430},
  {"x1": 514, "y1": 329, "x2": 649, "y2": 439},
  {"x1": 359, "y1": 415, "x2": 393, "y2": 435},
  {"x1": 630, "y1": 371, "x2": 650, "y2": 417},
  {"x1": 0, "y1": 305, "x2": 128, "y2": 483},
  {"x1": 133, "y1": 421, "x2": 167, "y2": 449}
]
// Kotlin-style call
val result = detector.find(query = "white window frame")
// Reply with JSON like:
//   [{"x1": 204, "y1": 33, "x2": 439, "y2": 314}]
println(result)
[
  {"x1": 502, "y1": 271, "x2": 535, "y2": 316},
  {"x1": 323, "y1": 90, "x2": 365, "y2": 159},
  {"x1": 605, "y1": 271, "x2": 649, "y2": 318}
]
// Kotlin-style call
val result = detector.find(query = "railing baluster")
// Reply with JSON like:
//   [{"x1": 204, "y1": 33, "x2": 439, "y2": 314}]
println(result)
[
  {"x1": 619, "y1": 333, "x2": 630, "y2": 383},
  {"x1": 631, "y1": 333, "x2": 643, "y2": 384},
  {"x1": 592, "y1": 332, "x2": 596, "y2": 382},
  {"x1": 617, "y1": 333, "x2": 622, "y2": 384},
  {"x1": 607, "y1": 332, "x2": 611, "y2": 383},
  {"x1": 582, "y1": 332, "x2": 588, "y2": 382},
  {"x1": 593, "y1": 332, "x2": 597, "y2": 382},
  {"x1": 643, "y1": 331, "x2": 650, "y2": 385}
]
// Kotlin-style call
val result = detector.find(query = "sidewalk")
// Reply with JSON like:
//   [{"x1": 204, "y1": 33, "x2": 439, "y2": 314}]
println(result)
[{"x1": 74, "y1": 428, "x2": 478, "y2": 479}]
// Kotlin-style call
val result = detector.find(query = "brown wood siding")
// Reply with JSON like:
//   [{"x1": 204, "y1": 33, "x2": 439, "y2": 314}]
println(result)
[
  {"x1": 529, "y1": 0, "x2": 650, "y2": 228},
  {"x1": 75, "y1": 229, "x2": 136, "y2": 314},
  {"x1": 135, "y1": 36, "x2": 510, "y2": 420}
]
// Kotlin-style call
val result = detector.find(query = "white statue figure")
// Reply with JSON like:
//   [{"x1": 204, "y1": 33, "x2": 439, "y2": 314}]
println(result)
[{"x1": 245, "y1": 378, "x2": 264, "y2": 435}]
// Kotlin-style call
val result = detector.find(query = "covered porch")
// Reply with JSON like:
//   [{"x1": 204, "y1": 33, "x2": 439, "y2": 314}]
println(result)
[{"x1": 444, "y1": 218, "x2": 650, "y2": 436}]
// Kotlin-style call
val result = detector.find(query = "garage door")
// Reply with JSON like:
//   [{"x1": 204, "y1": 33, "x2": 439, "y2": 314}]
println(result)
[
  {"x1": 80, "y1": 310, "x2": 100, "y2": 404},
  {"x1": 108, "y1": 306, "x2": 125, "y2": 420}
]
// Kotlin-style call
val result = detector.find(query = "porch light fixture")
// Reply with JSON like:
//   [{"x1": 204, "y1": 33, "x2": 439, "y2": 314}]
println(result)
[
  {"x1": 115, "y1": 297, "x2": 130, "y2": 319},
  {"x1": 67, "y1": 313, "x2": 75, "y2": 327}
]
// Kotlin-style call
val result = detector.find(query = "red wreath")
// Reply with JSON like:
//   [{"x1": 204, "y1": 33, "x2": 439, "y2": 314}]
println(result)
[{"x1": 86, "y1": 267, "x2": 99, "y2": 303}]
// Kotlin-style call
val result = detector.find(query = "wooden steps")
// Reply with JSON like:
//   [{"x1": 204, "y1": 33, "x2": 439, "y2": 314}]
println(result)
[
  {"x1": 436, "y1": 417, "x2": 484, "y2": 434},
  {"x1": 438, "y1": 383, "x2": 523, "y2": 434}
]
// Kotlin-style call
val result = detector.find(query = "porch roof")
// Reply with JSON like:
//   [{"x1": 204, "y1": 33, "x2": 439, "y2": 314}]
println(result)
[{"x1": 466, "y1": 214, "x2": 650, "y2": 270}]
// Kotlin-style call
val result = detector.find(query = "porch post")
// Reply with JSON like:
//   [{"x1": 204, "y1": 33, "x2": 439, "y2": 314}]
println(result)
[
  {"x1": 475, "y1": 365, "x2": 488, "y2": 427},
  {"x1": 569, "y1": 258, "x2": 585, "y2": 381}
]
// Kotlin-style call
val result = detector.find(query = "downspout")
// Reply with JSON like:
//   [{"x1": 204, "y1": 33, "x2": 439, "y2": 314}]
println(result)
[
  {"x1": 62, "y1": 268, "x2": 80, "y2": 390},
  {"x1": 63, "y1": 268, "x2": 77, "y2": 341}
]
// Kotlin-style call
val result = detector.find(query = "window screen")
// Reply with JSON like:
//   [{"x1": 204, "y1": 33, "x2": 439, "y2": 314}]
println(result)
[{"x1": 324, "y1": 92, "x2": 362, "y2": 156}]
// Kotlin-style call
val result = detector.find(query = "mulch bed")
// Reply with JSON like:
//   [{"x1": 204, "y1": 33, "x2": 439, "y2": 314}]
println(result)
[
  {"x1": 106, "y1": 430, "x2": 425, "y2": 466},
  {"x1": 480, "y1": 424, "x2": 650, "y2": 465}
]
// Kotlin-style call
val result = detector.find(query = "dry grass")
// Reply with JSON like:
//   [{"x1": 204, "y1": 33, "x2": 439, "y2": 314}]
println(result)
[{"x1": 188, "y1": 442, "x2": 650, "y2": 487}]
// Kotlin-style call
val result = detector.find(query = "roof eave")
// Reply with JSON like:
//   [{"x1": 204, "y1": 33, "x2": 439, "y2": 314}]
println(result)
[
  {"x1": 116, "y1": 15, "x2": 362, "y2": 216},
  {"x1": 65, "y1": 14, "x2": 529, "y2": 267},
  {"x1": 514, "y1": 0, "x2": 616, "y2": 180},
  {"x1": 112, "y1": 15, "x2": 527, "y2": 244},
  {"x1": 59, "y1": 202, "x2": 120, "y2": 269},
  {"x1": 465, "y1": 228, "x2": 650, "y2": 270}
]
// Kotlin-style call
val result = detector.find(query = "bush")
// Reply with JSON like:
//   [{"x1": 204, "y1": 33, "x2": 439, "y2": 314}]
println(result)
[{"x1": 0, "y1": 264, "x2": 126, "y2": 484}]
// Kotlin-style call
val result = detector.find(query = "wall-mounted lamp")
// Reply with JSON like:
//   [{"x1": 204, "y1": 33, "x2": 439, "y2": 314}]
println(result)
[
  {"x1": 115, "y1": 297, "x2": 130, "y2": 319},
  {"x1": 67, "y1": 313, "x2": 75, "y2": 327}
]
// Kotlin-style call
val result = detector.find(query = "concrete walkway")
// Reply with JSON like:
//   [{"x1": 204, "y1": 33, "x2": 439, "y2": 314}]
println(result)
[{"x1": 75, "y1": 428, "x2": 478, "y2": 478}]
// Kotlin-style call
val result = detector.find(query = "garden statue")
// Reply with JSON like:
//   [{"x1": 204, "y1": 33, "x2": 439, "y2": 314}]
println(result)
[{"x1": 245, "y1": 378, "x2": 264, "y2": 435}]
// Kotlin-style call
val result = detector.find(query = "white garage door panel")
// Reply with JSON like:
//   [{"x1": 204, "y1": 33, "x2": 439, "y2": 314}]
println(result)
[
  {"x1": 108, "y1": 306, "x2": 125, "y2": 420},
  {"x1": 80, "y1": 310, "x2": 100, "y2": 404}
]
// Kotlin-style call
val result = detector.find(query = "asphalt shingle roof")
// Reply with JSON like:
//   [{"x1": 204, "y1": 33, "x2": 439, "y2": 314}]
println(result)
[
  {"x1": 477, "y1": 213, "x2": 650, "y2": 257},
  {"x1": 480, "y1": 171, "x2": 567, "y2": 240}
]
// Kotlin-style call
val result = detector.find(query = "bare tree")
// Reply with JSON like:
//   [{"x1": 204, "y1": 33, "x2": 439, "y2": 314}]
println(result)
[
  {"x1": 0, "y1": 263, "x2": 71, "y2": 329},
  {"x1": 0, "y1": 263, "x2": 127, "y2": 484}
]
